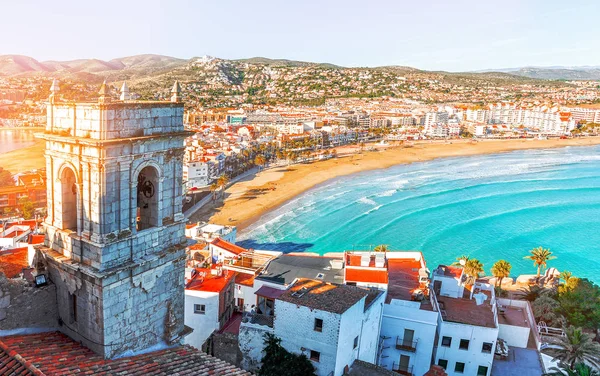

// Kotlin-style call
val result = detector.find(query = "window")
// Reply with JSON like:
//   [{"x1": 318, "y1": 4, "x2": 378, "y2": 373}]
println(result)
[
  {"x1": 482, "y1": 342, "x2": 493, "y2": 353},
  {"x1": 136, "y1": 166, "x2": 159, "y2": 231},
  {"x1": 441, "y1": 336, "x2": 452, "y2": 347},
  {"x1": 477, "y1": 366, "x2": 489, "y2": 376},
  {"x1": 314, "y1": 318, "x2": 323, "y2": 332},
  {"x1": 310, "y1": 350, "x2": 320, "y2": 362},
  {"x1": 455, "y1": 362, "x2": 465, "y2": 373},
  {"x1": 69, "y1": 293, "x2": 77, "y2": 323},
  {"x1": 59, "y1": 167, "x2": 78, "y2": 231},
  {"x1": 437, "y1": 359, "x2": 448, "y2": 370},
  {"x1": 194, "y1": 304, "x2": 206, "y2": 314},
  {"x1": 459, "y1": 339, "x2": 470, "y2": 350},
  {"x1": 353, "y1": 336, "x2": 359, "y2": 349}
]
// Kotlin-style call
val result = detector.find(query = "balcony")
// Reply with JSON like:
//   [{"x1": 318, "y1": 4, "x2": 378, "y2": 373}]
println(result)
[
  {"x1": 395, "y1": 336, "x2": 418, "y2": 352},
  {"x1": 392, "y1": 363, "x2": 413, "y2": 376}
]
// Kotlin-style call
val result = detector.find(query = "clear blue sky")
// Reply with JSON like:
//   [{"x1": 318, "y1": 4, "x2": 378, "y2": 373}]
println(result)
[{"x1": 2, "y1": 0, "x2": 599, "y2": 71}]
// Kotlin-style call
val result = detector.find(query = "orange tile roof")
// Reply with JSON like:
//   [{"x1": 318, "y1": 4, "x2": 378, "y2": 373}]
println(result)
[
  {"x1": 186, "y1": 267, "x2": 235, "y2": 293},
  {"x1": 211, "y1": 238, "x2": 246, "y2": 256},
  {"x1": 0, "y1": 247, "x2": 29, "y2": 278},
  {"x1": 235, "y1": 273, "x2": 255, "y2": 287},
  {"x1": 28, "y1": 234, "x2": 45, "y2": 245},
  {"x1": 387, "y1": 258, "x2": 423, "y2": 302},
  {"x1": 0, "y1": 331, "x2": 251, "y2": 376},
  {"x1": 345, "y1": 268, "x2": 388, "y2": 284}
]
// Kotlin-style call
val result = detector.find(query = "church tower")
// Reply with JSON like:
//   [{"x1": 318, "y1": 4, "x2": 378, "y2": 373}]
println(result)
[{"x1": 38, "y1": 80, "x2": 192, "y2": 358}]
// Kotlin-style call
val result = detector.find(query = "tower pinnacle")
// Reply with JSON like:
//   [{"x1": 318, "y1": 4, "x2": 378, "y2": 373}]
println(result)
[
  {"x1": 98, "y1": 79, "x2": 112, "y2": 103},
  {"x1": 120, "y1": 81, "x2": 131, "y2": 101},
  {"x1": 170, "y1": 81, "x2": 182, "y2": 103},
  {"x1": 49, "y1": 79, "x2": 59, "y2": 104}
]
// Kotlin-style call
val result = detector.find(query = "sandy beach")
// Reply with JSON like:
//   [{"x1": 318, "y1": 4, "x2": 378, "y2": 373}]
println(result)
[
  {"x1": 0, "y1": 139, "x2": 45, "y2": 174},
  {"x1": 190, "y1": 137, "x2": 600, "y2": 231}
]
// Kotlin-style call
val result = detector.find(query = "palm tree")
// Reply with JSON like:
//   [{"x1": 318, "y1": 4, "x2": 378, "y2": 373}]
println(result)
[
  {"x1": 515, "y1": 285, "x2": 548, "y2": 302},
  {"x1": 255, "y1": 155, "x2": 267, "y2": 170},
  {"x1": 452, "y1": 255, "x2": 470, "y2": 267},
  {"x1": 560, "y1": 271, "x2": 573, "y2": 285},
  {"x1": 545, "y1": 363, "x2": 600, "y2": 376},
  {"x1": 524, "y1": 246, "x2": 556, "y2": 279},
  {"x1": 373, "y1": 244, "x2": 389, "y2": 252},
  {"x1": 217, "y1": 174, "x2": 229, "y2": 198},
  {"x1": 491, "y1": 260, "x2": 512, "y2": 287},
  {"x1": 463, "y1": 258, "x2": 484, "y2": 285},
  {"x1": 545, "y1": 326, "x2": 600, "y2": 370},
  {"x1": 209, "y1": 182, "x2": 219, "y2": 201}
]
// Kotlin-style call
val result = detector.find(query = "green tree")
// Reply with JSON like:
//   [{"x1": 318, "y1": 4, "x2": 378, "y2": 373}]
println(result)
[
  {"x1": 532, "y1": 293, "x2": 561, "y2": 326},
  {"x1": 560, "y1": 271, "x2": 573, "y2": 286},
  {"x1": 373, "y1": 244, "x2": 389, "y2": 252},
  {"x1": 524, "y1": 246, "x2": 556, "y2": 279},
  {"x1": 557, "y1": 278, "x2": 600, "y2": 329},
  {"x1": 516, "y1": 285, "x2": 549, "y2": 302},
  {"x1": 209, "y1": 182, "x2": 219, "y2": 201},
  {"x1": 0, "y1": 167, "x2": 13, "y2": 187},
  {"x1": 255, "y1": 155, "x2": 267, "y2": 170},
  {"x1": 18, "y1": 196, "x2": 35, "y2": 219},
  {"x1": 545, "y1": 326, "x2": 600, "y2": 370},
  {"x1": 545, "y1": 363, "x2": 600, "y2": 376},
  {"x1": 491, "y1": 260, "x2": 512, "y2": 287},
  {"x1": 451, "y1": 255, "x2": 470, "y2": 267},
  {"x1": 217, "y1": 174, "x2": 229, "y2": 198},
  {"x1": 258, "y1": 333, "x2": 316, "y2": 376},
  {"x1": 463, "y1": 258, "x2": 484, "y2": 285}
]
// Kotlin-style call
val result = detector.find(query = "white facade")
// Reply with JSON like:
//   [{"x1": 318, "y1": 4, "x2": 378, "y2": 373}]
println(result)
[
  {"x1": 380, "y1": 300, "x2": 438, "y2": 376},
  {"x1": 184, "y1": 290, "x2": 220, "y2": 349},
  {"x1": 184, "y1": 160, "x2": 215, "y2": 189},
  {"x1": 274, "y1": 292, "x2": 383, "y2": 376},
  {"x1": 434, "y1": 320, "x2": 497, "y2": 376}
]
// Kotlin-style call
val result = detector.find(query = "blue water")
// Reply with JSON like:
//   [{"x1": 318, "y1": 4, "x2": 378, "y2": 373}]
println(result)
[{"x1": 239, "y1": 146, "x2": 600, "y2": 283}]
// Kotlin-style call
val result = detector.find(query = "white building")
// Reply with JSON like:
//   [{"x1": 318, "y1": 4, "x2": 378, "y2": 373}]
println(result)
[
  {"x1": 430, "y1": 266, "x2": 499, "y2": 376},
  {"x1": 237, "y1": 278, "x2": 385, "y2": 376},
  {"x1": 184, "y1": 266, "x2": 236, "y2": 349},
  {"x1": 378, "y1": 252, "x2": 439, "y2": 376},
  {"x1": 183, "y1": 158, "x2": 216, "y2": 189},
  {"x1": 185, "y1": 222, "x2": 237, "y2": 244}
]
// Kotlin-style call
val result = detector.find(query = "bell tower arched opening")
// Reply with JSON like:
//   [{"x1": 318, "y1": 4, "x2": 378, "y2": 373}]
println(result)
[
  {"x1": 58, "y1": 166, "x2": 78, "y2": 231},
  {"x1": 136, "y1": 166, "x2": 159, "y2": 231}
]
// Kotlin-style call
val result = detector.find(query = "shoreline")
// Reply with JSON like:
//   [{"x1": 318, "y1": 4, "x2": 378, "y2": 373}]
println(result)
[{"x1": 189, "y1": 137, "x2": 600, "y2": 231}]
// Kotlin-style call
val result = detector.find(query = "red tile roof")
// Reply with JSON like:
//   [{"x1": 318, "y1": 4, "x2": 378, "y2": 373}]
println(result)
[
  {"x1": 0, "y1": 247, "x2": 29, "y2": 278},
  {"x1": 28, "y1": 235, "x2": 45, "y2": 245},
  {"x1": 0, "y1": 331, "x2": 251, "y2": 376},
  {"x1": 211, "y1": 238, "x2": 246, "y2": 256},
  {"x1": 345, "y1": 268, "x2": 388, "y2": 284},
  {"x1": 387, "y1": 258, "x2": 423, "y2": 302},
  {"x1": 186, "y1": 267, "x2": 235, "y2": 293},
  {"x1": 235, "y1": 273, "x2": 255, "y2": 287}
]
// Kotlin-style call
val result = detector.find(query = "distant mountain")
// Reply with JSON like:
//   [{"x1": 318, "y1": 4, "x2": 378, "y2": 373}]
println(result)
[
  {"x1": 475, "y1": 66, "x2": 600, "y2": 80},
  {"x1": 0, "y1": 55, "x2": 51, "y2": 75}
]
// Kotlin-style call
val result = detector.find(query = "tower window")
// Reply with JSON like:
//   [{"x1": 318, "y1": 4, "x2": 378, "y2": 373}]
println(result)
[
  {"x1": 136, "y1": 166, "x2": 159, "y2": 231},
  {"x1": 59, "y1": 167, "x2": 78, "y2": 231},
  {"x1": 69, "y1": 293, "x2": 78, "y2": 323}
]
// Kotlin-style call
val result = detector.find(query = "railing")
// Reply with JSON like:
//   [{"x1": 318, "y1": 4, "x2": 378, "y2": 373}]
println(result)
[
  {"x1": 395, "y1": 336, "x2": 418, "y2": 352},
  {"x1": 392, "y1": 362, "x2": 413, "y2": 376},
  {"x1": 241, "y1": 312, "x2": 274, "y2": 328}
]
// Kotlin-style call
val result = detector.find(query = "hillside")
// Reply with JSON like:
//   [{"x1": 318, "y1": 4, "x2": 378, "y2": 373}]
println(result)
[{"x1": 477, "y1": 66, "x2": 600, "y2": 80}]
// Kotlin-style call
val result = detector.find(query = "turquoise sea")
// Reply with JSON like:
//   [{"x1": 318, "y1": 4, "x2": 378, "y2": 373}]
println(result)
[{"x1": 239, "y1": 145, "x2": 600, "y2": 283}]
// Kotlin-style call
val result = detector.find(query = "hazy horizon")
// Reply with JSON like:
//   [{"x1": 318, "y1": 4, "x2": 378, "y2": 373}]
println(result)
[{"x1": 1, "y1": 0, "x2": 600, "y2": 71}]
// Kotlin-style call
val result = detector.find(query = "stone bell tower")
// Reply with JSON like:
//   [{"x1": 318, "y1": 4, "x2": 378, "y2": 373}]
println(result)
[{"x1": 38, "y1": 79, "x2": 192, "y2": 358}]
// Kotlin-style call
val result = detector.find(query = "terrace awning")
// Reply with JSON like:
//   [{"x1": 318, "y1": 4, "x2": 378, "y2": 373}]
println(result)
[{"x1": 255, "y1": 285, "x2": 286, "y2": 300}]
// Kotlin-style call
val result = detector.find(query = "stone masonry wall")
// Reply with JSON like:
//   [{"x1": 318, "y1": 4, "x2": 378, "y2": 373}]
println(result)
[{"x1": 0, "y1": 274, "x2": 58, "y2": 331}]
